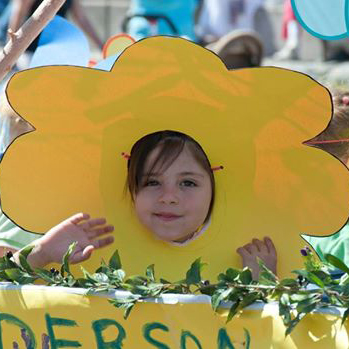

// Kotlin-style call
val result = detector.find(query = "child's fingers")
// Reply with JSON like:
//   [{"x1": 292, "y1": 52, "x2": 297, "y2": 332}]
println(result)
[
  {"x1": 71, "y1": 236, "x2": 114, "y2": 263},
  {"x1": 79, "y1": 217, "x2": 107, "y2": 231},
  {"x1": 252, "y1": 238, "x2": 265, "y2": 252},
  {"x1": 236, "y1": 246, "x2": 251, "y2": 257},
  {"x1": 70, "y1": 245, "x2": 94, "y2": 264},
  {"x1": 249, "y1": 242, "x2": 259, "y2": 254},
  {"x1": 87, "y1": 225, "x2": 114, "y2": 238},
  {"x1": 236, "y1": 247, "x2": 246, "y2": 257},
  {"x1": 240, "y1": 243, "x2": 252, "y2": 254},
  {"x1": 70, "y1": 237, "x2": 114, "y2": 264},
  {"x1": 92, "y1": 236, "x2": 115, "y2": 249},
  {"x1": 66, "y1": 213, "x2": 90, "y2": 225},
  {"x1": 264, "y1": 237, "x2": 277, "y2": 255}
]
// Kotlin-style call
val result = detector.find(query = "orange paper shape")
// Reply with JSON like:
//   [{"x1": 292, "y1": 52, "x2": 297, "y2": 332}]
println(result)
[{"x1": 102, "y1": 33, "x2": 135, "y2": 59}]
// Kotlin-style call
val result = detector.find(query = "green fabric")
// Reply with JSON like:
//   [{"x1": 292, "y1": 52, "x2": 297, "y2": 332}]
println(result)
[
  {"x1": 0, "y1": 208, "x2": 41, "y2": 249},
  {"x1": 303, "y1": 224, "x2": 349, "y2": 266}
]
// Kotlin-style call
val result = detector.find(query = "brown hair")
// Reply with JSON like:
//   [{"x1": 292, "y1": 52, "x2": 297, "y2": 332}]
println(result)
[
  {"x1": 126, "y1": 130, "x2": 215, "y2": 222},
  {"x1": 310, "y1": 90, "x2": 349, "y2": 164}
]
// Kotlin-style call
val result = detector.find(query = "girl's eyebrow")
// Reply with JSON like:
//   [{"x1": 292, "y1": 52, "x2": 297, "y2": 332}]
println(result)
[
  {"x1": 179, "y1": 171, "x2": 204, "y2": 178},
  {"x1": 142, "y1": 172, "x2": 159, "y2": 177},
  {"x1": 142, "y1": 172, "x2": 204, "y2": 178}
]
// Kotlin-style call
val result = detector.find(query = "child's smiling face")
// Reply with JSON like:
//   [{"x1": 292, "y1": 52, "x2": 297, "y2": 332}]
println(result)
[{"x1": 134, "y1": 145, "x2": 212, "y2": 243}]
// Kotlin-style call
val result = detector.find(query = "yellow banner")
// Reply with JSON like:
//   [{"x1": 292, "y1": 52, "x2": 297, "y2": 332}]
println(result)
[{"x1": 0, "y1": 285, "x2": 347, "y2": 348}]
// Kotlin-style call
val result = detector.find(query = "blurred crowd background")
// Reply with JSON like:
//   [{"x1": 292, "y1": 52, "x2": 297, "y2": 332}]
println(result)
[
  {"x1": 55, "y1": 0, "x2": 349, "y2": 62},
  {"x1": 1, "y1": 0, "x2": 349, "y2": 87}
]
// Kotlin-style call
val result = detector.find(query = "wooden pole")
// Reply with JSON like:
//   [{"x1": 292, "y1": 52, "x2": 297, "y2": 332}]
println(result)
[{"x1": 0, "y1": 0, "x2": 66, "y2": 81}]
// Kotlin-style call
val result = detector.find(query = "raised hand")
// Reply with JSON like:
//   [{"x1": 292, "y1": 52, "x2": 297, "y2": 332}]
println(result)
[
  {"x1": 236, "y1": 237, "x2": 277, "y2": 280},
  {"x1": 20, "y1": 213, "x2": 114, "y2": 268}
]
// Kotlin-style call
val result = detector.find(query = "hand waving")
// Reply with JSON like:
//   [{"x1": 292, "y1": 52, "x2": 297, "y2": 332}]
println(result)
[
  {"x1": 236, "y1": 237, "x2": 277, "y2": 280},
  {"x1": 24, "y1": 213, "x2": 114, "y2": 268}
]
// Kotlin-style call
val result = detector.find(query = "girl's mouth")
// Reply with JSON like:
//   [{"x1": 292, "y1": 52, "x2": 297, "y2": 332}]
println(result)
[{"x1": 154, "y1": 213, "x2": 182, "y2": 221}]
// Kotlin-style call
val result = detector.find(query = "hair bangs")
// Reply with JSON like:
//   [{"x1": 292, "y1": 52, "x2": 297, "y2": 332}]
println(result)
[{"x1": 145, "y1": 137, "x2": 186, "y2": 179}]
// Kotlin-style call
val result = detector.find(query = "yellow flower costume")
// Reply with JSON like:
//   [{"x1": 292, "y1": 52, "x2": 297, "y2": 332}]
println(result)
[{"x1": 1, "y1": 37, "x2": 348, "y2": 279}]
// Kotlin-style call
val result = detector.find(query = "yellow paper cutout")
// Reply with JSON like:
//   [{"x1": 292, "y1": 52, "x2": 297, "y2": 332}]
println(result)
[
  {"x1": 1, "y1": 37, "x2": 349, "y2": 279},
  {"x1": 0, "y1": 286, "x2": 347, "y2": 348}
]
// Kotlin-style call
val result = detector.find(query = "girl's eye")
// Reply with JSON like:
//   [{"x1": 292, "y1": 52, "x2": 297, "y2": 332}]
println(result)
[
  {"x1": 144, "y1": 179, "x2": 160, "y2": 187},
  {"x1": 180, "y1": 180, "x2": 197, "y2": 187}
]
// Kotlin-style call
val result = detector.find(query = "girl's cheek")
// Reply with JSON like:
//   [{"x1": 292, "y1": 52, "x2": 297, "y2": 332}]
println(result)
[{"x1": 135, "y1": 191, "x2": 153, "y2": 206}]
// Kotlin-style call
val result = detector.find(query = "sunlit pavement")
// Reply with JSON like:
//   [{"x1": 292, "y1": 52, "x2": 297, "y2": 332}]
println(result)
[{"x1": 263, "y1": 57, "x2": 349, "y2": 88}]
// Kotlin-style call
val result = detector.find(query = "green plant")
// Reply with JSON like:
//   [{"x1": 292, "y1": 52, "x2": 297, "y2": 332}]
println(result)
[{"x1": 2, "y1": 244, "x2": 349, "y2": 338}]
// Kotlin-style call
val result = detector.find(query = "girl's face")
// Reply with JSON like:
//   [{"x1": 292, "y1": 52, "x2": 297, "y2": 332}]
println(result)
[{"x1": 134, "y1": 144, "x2": 212, "y2": 243}]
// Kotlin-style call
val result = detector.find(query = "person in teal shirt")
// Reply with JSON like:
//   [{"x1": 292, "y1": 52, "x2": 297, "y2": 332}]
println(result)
[{"x1": 124, "y1": 0, "x2": 200, "y2": 41}]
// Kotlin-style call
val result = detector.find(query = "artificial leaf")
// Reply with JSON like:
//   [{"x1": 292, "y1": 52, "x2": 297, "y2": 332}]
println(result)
[
  {"x1": 238, "y1": 268, "x2": 252, "y2": 285},
  {"x1": 146, "y1": 264, "x2": 155, "y2": 282},
  {"x1": 342, "y1": 307, "x2": 349, "y2": 326},
  {"x1": 211, "y1": 288, "x2": 234, "y2": 311},
  {"x1": 109, "y1": 250, "x2": 122, "y2": 270},
  {"x1": 185, "y1": 258, "x2": 204, "y2": 285},
  {"x1": 227, "y1": 300, "x2": 240, "y2": 323},
  {"x1": 18, "y1": 245, "x2": 35, "y2": 273},
  {"x1": 325, "y1": 254, "x2": 349, "y2": 275},
  {"x1": 61, "y1": 241, "x2": 77, "y2": 276}
]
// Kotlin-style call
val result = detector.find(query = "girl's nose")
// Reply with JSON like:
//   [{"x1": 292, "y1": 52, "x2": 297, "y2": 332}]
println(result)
[{"x1": 158, "y1": 185, "x2": 179, "y2": 204}]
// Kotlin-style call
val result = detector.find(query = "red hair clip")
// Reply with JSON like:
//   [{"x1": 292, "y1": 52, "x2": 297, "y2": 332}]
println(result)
[
  {"x1": 121, "y1": 152, "x2": 130, "y2": 160},
  {"x1": 211, "y1": 165, "x2": 224, "y2": 172}
]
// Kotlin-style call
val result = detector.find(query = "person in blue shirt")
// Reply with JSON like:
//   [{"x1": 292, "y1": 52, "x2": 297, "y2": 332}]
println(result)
[
  {"x1": 124, "y1": 0, "x2": 200, "y2": 41},
  {"x1": 0, "y1": 0, "x2": 10, "y2": 45},
  {"x1": 8, "y1": 0, "x2": 103, "y2": 52}
]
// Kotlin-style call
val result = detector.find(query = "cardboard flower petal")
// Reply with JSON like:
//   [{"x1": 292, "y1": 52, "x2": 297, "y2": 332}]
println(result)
[{"x1": 1, "y1": 37, "x2": 349, "y2": 279}]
